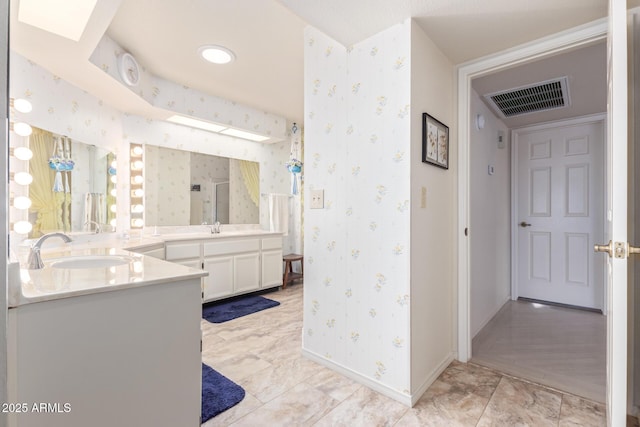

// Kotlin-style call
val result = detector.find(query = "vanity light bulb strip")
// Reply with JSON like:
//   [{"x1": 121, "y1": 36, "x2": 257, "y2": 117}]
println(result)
[
  {"x1": 11, "y1": 172, "x2": 33, "y2": 186},
  {"x1": 10, "y1": 146, "x2": 34, "y2": 161},
  {"x1": 12, "y1": 221, "x2": 33, "y2": 234},
  {"x1": 12, "y1": 196, "x2": 32, "y2": 210}
]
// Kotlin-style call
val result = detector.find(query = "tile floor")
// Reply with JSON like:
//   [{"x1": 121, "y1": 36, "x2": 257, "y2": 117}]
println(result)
[
  {"x1": 201, "y1": 284, "x2": 607, "y2": 426},
  {"x1": 471, "y1": 299, "x2": 606, "y2": 403}
]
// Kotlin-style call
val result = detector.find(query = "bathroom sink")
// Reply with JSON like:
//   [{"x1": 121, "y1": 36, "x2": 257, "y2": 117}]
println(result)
[{"x1": 49, "y1": 255, "x2": 134, "y2": 269}]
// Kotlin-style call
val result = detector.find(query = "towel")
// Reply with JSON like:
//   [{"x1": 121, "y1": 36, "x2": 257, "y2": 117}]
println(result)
[{"x1": 269, "y1": 193, "x2": 289, "y2": 236}]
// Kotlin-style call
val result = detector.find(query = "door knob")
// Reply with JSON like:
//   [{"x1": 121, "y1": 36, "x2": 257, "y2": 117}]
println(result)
[
  {"x1": 594, "y1": 240, "x2": 613, "y2": 257},
  {"x1": 594, "y1": 241, "x2": 639, "y2": 259},
  {"x1": 519, "y1": 221, "x2": 532, "y2": 228}
]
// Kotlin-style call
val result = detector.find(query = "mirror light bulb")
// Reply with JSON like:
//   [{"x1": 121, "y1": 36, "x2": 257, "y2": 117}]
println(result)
[
  {"x1": 14, "y1": 172, "x2": 33, "y2": 185},
  {"x1": 13, "y1": 221, "x2": 32, "y2": 234},
  {"x1": 13, "y1": 196, "x2": 32, "y2": 210},
  {"x1": 131, "y1": 146, "x2": 143, "y2": 156},
  {"x1": 131, "y1": 218, "x2": 144, "y2": 228},
  {"x1": 13, "y1": 98, "x2": 32, "y2": 113},
  {"x1": 110, "y1": 188, "x2": 117, "y2": 197},
  {"x1": 132, "y1": 204, "x2": 143, "y2": 213},
  {"x1": 132, "y1": 175, "x2": 143, "y2": 184},
  {"x1": 110, "y1": 204, "x2": 117, "y2": 213},
  {"x1": 110, "y1": 160, "x2": 118, "y2": 169},
  {"x1": 131, "y1": 160, "x2": 143, "y2": 170},
  {"x1": 13, "y1": 146, "x2": 33, "y2": 160},
  {"x1": 13, "y1": 122, "x2": 32, "y2": 136},
  {"x1": 109, "y1": 219, "x2": 117, "y2": 227},
  {"x1": 133, "y1": 188, "x2": 144, "y2": 197},
  {"x1": 110, "y1": 175, "x2": 117, "y2": 184}
]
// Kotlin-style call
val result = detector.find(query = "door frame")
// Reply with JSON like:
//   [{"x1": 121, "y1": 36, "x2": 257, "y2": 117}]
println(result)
[
  {"x1": 510, "y1": 114, "x2": 608, "y2": 311},
  {"x1": 456, "y1": 19, "x2": 608, "y2": 362}
]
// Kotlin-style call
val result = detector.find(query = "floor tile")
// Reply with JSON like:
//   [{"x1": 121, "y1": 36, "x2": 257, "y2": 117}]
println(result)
[{"x1": 476, "y1": 376, "x2": 562, "y2": 427}]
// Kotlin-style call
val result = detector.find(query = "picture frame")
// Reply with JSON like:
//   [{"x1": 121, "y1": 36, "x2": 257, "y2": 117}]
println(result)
[{"x1": 422, "y1": 113, "x2": 449, "y2": 169}]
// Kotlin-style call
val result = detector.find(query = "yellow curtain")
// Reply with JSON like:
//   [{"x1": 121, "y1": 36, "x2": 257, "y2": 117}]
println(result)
[
  {"x1": 239, "y1": 160, "x2": 259, "y2": 207},
  {"x1": 29, "y1": 128, "x2": 63, "y2": 236}
]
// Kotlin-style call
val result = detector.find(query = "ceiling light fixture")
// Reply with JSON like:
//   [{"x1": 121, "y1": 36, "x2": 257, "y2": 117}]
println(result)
[
  {"x1": 166, "y1": 114, "x2": 271, "y2": 142},
  {"x1": 167, "y1": 115, "x2": 227, "y2": 133},
  {"x1": 220, "y1": 128, "x2": 270, "y2": 142},
  {"x1": 198, "y1": 45, "x2": 235, "y2": 64}
]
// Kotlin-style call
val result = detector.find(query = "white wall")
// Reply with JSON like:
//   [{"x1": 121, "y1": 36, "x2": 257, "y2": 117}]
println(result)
[
  {"x1": 469, "y1": 89, "x2": 511, "y2": 337},
  {"x1": 303, "y1": 19, "x2": 459, "y2": 404},
  {"x1": 303, "y1": 23, "x2": 412, "y2": 400},
  {"x1": 409, "y1": 21, "x2": 457, "y2": 398}
]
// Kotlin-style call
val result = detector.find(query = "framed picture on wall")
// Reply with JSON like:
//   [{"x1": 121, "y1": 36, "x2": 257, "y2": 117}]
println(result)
[{"x1": 422, "y1": 113, "x2": 449, "y2": 169}]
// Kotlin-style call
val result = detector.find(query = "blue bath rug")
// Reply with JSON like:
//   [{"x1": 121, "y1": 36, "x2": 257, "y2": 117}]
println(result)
[
  {"x1": 202, "y1": 363, "x2": 245, "y2": 423},
  {"x1": 202, "y1": 295, "x2": 280, "y2": 323}
]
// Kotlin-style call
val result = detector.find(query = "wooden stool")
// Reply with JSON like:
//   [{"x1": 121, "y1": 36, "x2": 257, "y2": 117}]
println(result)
[{"x1": 283, "y1": 254, "x2": 303, "y2": 288}]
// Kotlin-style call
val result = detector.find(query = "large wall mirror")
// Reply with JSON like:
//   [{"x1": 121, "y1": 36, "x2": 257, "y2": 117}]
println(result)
[
  {"x1": 23, "y1": 126, "x2": 115, "y2": 237},
  {"x1": 144, "y1": 145, "x2": 259, "y2": 226}
]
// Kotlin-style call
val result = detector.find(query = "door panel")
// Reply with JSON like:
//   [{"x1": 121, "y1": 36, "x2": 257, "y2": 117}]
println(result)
[
  {"x1": 605, "y1": 0, "x2": 628, "y2": 424},
  {"x1": 516, "y1": 120, "x2": 605, "y2": 309}
]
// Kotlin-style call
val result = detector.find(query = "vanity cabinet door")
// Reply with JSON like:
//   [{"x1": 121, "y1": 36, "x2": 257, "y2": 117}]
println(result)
[
  {"x1": 233, "y1": 252, "x2": 260, "y2": 294},
  {"x1": 261, "y1": 249, "x2": 283, "y2": 288},
  {"x1": 203, "y1": 256, "x2": 234, "y2": 302}
]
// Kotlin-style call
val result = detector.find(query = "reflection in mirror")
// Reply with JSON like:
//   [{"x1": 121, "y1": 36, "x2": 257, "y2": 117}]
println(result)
[
  {"x1": 27, "y1": 126, "x2": 115, "y2": 237},
  {"x1": 144, "y1": 145, "x2": 259, "y2": 226}
]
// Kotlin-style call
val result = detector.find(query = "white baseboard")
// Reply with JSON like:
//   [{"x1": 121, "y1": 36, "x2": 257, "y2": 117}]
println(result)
[
  {"x1": 471, "y1": 295, "x2": 511, "y2": 339},
  {"x1": 302, "y1": 348, "x2": 456, "y2": 407},
  {"x1": 410, "y1": 352, "x2": 455, "y2": 406},
  {"x1": 301, "y1": 348, "x2": 413, "y2": 406}
]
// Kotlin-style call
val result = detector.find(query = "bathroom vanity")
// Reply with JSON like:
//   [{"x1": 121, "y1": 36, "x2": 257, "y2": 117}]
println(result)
[
  {"x1": 162, "y1": 232, "x2": 282, "y2": 302},
  {"x1": 6, "y1": 247, "x2": 207, "y2": 427}
]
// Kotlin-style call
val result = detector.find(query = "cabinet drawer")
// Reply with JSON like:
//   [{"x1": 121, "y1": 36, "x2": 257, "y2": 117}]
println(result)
[
  {"x1": 165, "y1": 242, "x2": 201, "y2": 260},
  {"x1": 204, "y1": 239, "x2": 259, "y2": 256},
  {"x1": 261, "y1": 237, "x2": 282, "y2": 250}
]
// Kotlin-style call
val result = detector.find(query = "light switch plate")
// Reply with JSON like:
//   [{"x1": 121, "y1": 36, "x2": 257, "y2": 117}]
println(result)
[{"x1": 311, "y1": 189, "x2": 324, "y2": 209}]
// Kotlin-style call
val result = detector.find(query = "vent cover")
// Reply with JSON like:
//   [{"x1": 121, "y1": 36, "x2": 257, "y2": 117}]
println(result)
[{"x1": 484, "y1": 77, "x2": 570, "y2": 118}]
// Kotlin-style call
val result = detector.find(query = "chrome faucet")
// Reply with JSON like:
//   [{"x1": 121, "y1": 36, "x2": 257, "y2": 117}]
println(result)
[
  {"x1": 27, "y1": 232, "x2": 73, "y2": 269},
  {"x1": 84, "y1": 220, "x2": 102, "y2": 234},
  {"x1": 211, "y1": 221, "x2": 221, "y2": 234}
]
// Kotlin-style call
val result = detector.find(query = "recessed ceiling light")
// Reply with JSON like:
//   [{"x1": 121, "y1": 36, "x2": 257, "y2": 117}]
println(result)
[
  {"x1": 198, "y1": 45, "x2": 235, "y2": 64},
  {"x1": 220, "y1": 128, "x2": 270, "y2": 142},
  {"x1": 167, "y1": 115, "x2": 227, "y2": 133}
]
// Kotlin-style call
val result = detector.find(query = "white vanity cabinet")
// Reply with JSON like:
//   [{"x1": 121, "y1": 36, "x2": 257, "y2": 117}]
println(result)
[
  {"x1": 126, "y1": 242, "x2": 165, "y2": 260},
  {"x1": 261, "y1": 237, "x2": 284, "y2": 288},
  {"x1": 164, "y1": 233, "x2": 282, "y2": 302},
  {"x1": 7, "y1": 277, "x2": 203, "y2": 427}
]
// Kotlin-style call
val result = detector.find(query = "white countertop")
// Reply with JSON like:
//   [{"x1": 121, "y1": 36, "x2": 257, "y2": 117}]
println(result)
[{"x1": 9, "y1": 229, "x2": 283, "y2": 308}]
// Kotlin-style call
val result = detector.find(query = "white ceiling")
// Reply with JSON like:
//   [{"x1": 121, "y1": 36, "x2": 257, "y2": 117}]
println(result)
[
  {"x1": 472, "y1": 41, "x2": 607, "y2": 128},
  {"x1": 10, "y1": 0, "x2": 612, "y2": 127}
]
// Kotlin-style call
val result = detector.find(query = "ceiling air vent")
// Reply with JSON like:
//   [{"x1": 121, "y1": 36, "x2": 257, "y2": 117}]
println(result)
[{"x1": 483, "y1": 77, "x2": 570, "y2": 118}]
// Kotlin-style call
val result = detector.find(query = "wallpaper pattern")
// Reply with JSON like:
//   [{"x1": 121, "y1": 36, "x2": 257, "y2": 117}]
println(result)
[{"x1": 303, "y1": 24, "x2": 412, "y2": 395}]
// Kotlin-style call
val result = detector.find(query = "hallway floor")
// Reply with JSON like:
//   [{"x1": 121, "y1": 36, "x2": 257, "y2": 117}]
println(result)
[
  {"x1": 471, "y1": 299, "x2": 606, "y2": 403},
  {"x1": 202, "y1": 284, "x2": 606, "y2": 426}
]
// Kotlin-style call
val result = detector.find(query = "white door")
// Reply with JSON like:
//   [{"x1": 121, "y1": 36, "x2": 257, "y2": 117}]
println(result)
[
  {"x1": 515, "y1": 120, "x2": 605, "y2": 309},
  {"x1": 602, "y1": 0, "x2": 630, "y2": 425}
]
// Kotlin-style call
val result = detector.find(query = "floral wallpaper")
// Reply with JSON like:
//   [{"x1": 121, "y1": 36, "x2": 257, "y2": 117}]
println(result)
[{"x1": 303, "y1": 24, "x2": 412, "y2": 396}]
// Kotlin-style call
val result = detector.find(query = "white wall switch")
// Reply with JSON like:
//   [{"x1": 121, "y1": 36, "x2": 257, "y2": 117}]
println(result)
[{"x1": 311, "y1": 189, "x2": 324, "y2": 209}]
